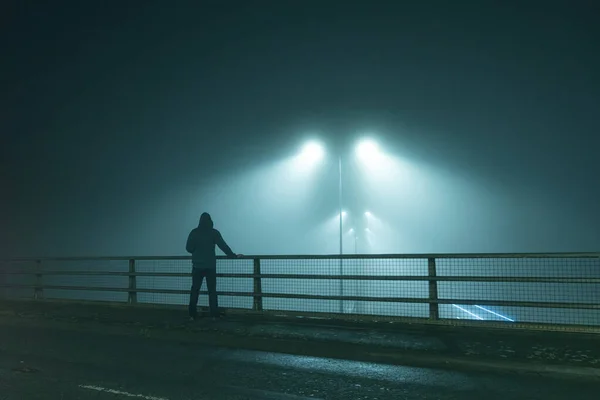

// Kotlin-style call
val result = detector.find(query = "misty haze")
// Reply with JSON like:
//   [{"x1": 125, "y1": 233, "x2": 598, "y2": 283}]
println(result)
[{"x1": 1, "y1": 2, "x2": 599, "y2": 328}]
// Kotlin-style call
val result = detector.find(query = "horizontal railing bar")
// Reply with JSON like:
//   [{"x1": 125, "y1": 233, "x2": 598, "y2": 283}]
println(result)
[
  {"x1": 0, "y1": 284, "x2": 188, "y2": 295},
  {"x1": 0, "y1": 284, "x2": 252, "y2": 297},
  {"x1": 2, "y1": 252, "x2": 599, "y2": 263},
  {"x1": 3, "y1": 284, "x2": 599, "y2": 309},
  {"x1": 251, "y1": 275, "x2": 600, "y2": 283},
  {"x1": 0, "y1": 271, "x2": 191, "y2": 277},
  {"x1": 434, "y1": 277, "x2": 600, "y2": 283},
  {"x1": 3, "y1": 270, "x2": 600, "y2": 283}
]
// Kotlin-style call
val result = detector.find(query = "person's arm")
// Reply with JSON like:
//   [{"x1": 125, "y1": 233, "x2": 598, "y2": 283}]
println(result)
[
  {"x1": 185, "y1": 231, "x2": 195, "y2": 254},
  {"x1": 214, "y1": 230, "x2": 236, "y2": 257}
]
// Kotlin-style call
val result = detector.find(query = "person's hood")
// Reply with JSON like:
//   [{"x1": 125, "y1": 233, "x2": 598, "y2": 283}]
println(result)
[{"x1": 198, "y1": 212, "x2": 214, "y2": 229}]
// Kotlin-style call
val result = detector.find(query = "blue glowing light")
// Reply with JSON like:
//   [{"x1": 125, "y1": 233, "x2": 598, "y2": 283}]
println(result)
[
  {"x1": 452, "y1": 304, "x2": 484, "y2": 320},
  {"x1": 474, "y1": 305, "x2": 515, "y2": 322}
]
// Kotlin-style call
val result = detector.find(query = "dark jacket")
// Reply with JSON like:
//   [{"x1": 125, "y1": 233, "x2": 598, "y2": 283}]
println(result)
[{"x1": 186, "y1": 213, "x2": 235, "y2": 269}]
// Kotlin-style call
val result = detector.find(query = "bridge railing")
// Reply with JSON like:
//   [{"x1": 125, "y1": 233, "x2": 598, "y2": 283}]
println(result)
[{"x1": 1, "y1": 253, "x2": 599, "y2": 332}]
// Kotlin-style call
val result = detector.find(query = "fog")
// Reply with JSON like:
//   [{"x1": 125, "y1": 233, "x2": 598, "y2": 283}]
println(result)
[
  {"x1": 3, "y1": 117, "x2": 599, "y2": 258},
  {"x1": 2, "y1": 2, "x2": 599, "y2": 258}
]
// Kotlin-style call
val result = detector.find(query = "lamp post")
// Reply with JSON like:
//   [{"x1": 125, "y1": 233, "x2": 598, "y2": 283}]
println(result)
[
  {"x1": 338, "y1": 155, "x2": 344, "y2": 313},
  {"x1": 298, "y1": 138, "x2": 382, "y2": 314},
  {"x1": 338, "y1": 155, "x2": 343, "y2": 257}
]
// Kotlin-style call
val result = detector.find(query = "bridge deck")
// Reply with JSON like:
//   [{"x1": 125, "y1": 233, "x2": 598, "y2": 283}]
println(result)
[
  {"x1": 2, "y1": 300, "x2": 600, "y2": 374},
  {"x1": 2, "y1": 303, "x2": 600, "y2": 399}
]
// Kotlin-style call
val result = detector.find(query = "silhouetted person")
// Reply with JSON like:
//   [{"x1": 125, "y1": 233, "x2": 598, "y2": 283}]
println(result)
[{"x1": 186, "y1": 212, "x2": 237, "y2": 320}]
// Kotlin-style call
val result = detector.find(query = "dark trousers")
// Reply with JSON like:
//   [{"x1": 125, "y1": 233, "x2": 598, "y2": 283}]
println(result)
[{"x1": 188, "y1": 267, "x2": 218, "y2": 318}]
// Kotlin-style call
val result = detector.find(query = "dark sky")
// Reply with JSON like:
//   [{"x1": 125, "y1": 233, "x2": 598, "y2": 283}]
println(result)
[{"x1": 2, "y1": 1, "x2": 599, "y2": 257}]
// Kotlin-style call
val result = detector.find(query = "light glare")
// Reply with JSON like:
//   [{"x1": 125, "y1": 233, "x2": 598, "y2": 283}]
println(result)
[
  {"x1": 298, "y1": 141, "x2": 325, "y2": 164},
  {"x1": 355, "y1": 139, "x2": 380, "y2": 162}
]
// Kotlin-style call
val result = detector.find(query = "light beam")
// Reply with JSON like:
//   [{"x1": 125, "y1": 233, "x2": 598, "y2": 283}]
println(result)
[
  {"x1": 298, "y1": 141, "x2": 325, "y2": 164},
  {"x1": 474, "y1": 305, "x2": 515, "y2": 322},
  {"x1": 452, "y1": 304, "x2": 484, "y2": 320}
]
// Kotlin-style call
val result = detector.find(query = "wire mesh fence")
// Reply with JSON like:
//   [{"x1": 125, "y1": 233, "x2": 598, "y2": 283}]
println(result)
[
  {"x1": 0, "y1": 259, "x2": 129, "y2": 302},
  {"x1": 134, "y1": 258, "x2": 254, "y2": 309},
  {"x1": 0, "y1": 259, "x2": 38, "y2": 299},
  {"x1": 437, "y1": 257, "x2": 600, "y2": 326},
  {"x1": 1, "y1": 254, "x2": 599, "y2": 330},
  {"x1": 260, "y1": 258, "x2": 429, "y2": 318}
]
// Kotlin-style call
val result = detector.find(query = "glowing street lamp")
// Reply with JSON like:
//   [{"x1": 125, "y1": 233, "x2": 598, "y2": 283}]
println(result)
[
  {"x1": 298, "y1": 137, "x2": 381, "y2": 256},
  {"x1": 297, "y1": 140, "x2": 344, "y2": 257},
  {"x1": 297, "y1": 137, "x2": 380, "y2": 313},
  {"x1": 355, "y1": 139, "x2": 381, "y2": 162},
  {"x1": 298, "y1": 141, "x2": 325, "y2": 164}
]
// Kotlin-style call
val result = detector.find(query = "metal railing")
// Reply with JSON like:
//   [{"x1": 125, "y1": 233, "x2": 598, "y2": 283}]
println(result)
[{"x1": 1, "y1": 253, "x2": 599, "y2": 332}]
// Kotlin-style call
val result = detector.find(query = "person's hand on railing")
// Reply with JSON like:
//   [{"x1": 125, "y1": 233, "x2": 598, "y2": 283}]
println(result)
[{"x1": 236, "y1": 254, "x2": 244, "y2": 258}]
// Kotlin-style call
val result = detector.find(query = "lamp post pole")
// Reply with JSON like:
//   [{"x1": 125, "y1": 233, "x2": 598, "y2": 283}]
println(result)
[{"x1": 338, "y1": 154, "x2": 344, "y2": 314}]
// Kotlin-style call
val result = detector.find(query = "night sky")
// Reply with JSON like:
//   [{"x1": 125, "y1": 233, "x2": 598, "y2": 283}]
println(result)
[{"x1": 2, "y1": 1, "x2": 599, "y2": 257}]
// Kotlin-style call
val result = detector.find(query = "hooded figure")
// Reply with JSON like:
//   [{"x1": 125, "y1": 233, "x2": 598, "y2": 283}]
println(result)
[
  {"x1": 199, "y1": 211, "x2": 213, "y2": 229},
  {"x1": 186, "y1": 212, "x2": 236, "y2": 319}
]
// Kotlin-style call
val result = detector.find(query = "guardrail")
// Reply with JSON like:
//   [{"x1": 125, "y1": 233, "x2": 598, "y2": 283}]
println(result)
[{"x1": 1, "y1": 253, "x2": 599, "y2": 332}]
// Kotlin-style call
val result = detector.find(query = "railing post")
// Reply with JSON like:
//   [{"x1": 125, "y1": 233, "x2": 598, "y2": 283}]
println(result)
[
  {"x1": 0, "y1": 261, "x2": 5, "y2": 299},
  {"x1": 34, "y1": 259, "x2": 43, "y2": 300},
  {"x1": 253, "y1": 258, "x2": 263, "y2": 311},
  {"x1": 428, "y1": 257, "x2": 439, "y2": 320},
  {"x1": 128, "y1": 259, "x2": 137, "y2": 304}
]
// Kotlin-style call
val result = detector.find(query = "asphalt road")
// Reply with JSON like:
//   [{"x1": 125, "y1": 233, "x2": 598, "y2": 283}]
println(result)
[{"x1": 0, "y1": 323, "x2": 598, "y2": 400}]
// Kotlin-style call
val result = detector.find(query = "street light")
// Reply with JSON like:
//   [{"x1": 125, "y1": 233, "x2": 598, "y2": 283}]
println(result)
[
  {"x1": 298, "y1": 141, "x2": 325, "y2": 164},
  {"x1": 298, "y1": 138, "x2": 380, "y2": 255},
  {"x1": 298, "y1": 137, "x2": 380, "y2": 313},
  {"x1": 356, "y1": 139, "x2": 381, "y2": 162}
]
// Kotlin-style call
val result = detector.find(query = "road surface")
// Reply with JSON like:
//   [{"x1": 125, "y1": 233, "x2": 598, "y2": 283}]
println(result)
[{"x1": 0, "y1": 322, "x2": 597, "y2": 400}]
